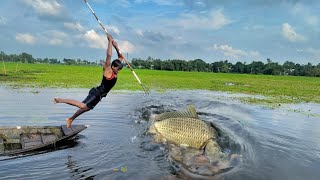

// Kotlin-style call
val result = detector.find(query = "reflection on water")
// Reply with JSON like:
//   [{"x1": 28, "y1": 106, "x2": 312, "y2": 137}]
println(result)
[
  {"x1": 66, "y1": 155, "x2": 95, "y2": 180},
  {"x1": 0, "y1": 87, "x2": 320, "y2": 180}
]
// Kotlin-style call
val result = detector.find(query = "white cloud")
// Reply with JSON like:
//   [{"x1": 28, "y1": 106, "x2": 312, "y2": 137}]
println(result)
[
  {"x1": 291, "y1": 3, "x2": 318, "y2": 26},
  {"x1": 243, "y1": 25, "x2": 264, "y2": 31},
  {"x1": 22, "y1": 0, "x2": 63, "y2": 16},
  {"x1": 298, "y1": 48, "x2": 320, "y2": 60},
  {"x1": 64, "y1": 22, "x2": 119, "y2": 36},
  {"x1": 114, "y1": 0, "x2": 130, "y2": 7},
  {"x1": 81, "y1": 30, "x2": 136, "y2": 53},
  {"x1": 48, "y1": 39, "x2": 63, "y2": 45},
  {"x1": 305, "y1": 15, "x2": 318, "y2": 26},
  {"x1": 15, "y1": 31, "x2": 69, "y2": 46},
  {"x1": 135, "y1": 0, "x2": 182, "y2": 6},
  {"x1": 117, "y1": 40, "x2": 135, "y2": 53},
  {"x1": 50, "y1": 30, "x2": 68, "y2": 38},
  {"x1": 64, "y1": 22, "x2": 85, "y2": 32},
  {"x1": 135, "y1": 29, "x2": 144, "y2": 36},
  {"x1": 133, "y1": 30, "x2": 173, "y2": 43},
  {"x1": 91, "y1": 0, "x2": 106, "y2": 3},
  {"x1": 0, "y1": 16, "x2": 7, "y2": 25},
  {"x1": 107, "y1": 25, "x2": 120, "y2": 35},
  {"x1": 282, "y1": 23, "x2": 306, "y2": 42},
  {"x1": 211, "y1": 44, "x2": 260, "y2": 59},
  {"x1": 83, "y1": 30, "x2": 107, "y2": 49},
  {"x1": 46, "y1": 31, "x2": 68, "y2": 45},
  {"x1": 175, "y1": 9, "x2": 231, "y2": 30},
  {"x1": 210, "y1": 9, "x2": 231, "y2": 30},
  {"x1": 15, "y1": 33, "x2": 36, "y2": 44}
]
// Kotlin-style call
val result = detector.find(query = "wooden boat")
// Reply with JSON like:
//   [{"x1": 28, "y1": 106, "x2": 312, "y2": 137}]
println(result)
[{"x1": 0, "y1": 125, "x2": 88, "y2": 156}]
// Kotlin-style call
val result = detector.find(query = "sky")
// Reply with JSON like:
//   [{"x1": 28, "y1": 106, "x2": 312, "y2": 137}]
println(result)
[{"x1": 0, "y1": 0, "x2": 319, "y2": 64}]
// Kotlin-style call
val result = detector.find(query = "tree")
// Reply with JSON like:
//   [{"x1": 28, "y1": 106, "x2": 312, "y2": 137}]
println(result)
[
  {"x1": 282, "y1": 61, "x2": 295, "y2": 75},
  {"x1": 49, "y1": 58, "x2": 60, "y2": 64},
  {"x1": 232, "y1": 62, "x2": 245, "y2": 73},
  {"x1": 264, "y1": 59, "x2": 282, "y2": 75},
  {"x1": 63, "y1": 58, "x2": 76, "y2": 65},
  {"x1": 132, "y1": 58, "x2": 145, "y2": 68},
  {"x1": 20, "y1": 52, "x2": 35, "y2": 63},
  {"x1": 162, "y1": 60, "x2": 174, "y2": 71},
  {"x1": 152, "y1": 59, "x2": 162, "y2": 70},
  {"x1": 248, "y1": 61, "x2": 264, "y2": 74}
]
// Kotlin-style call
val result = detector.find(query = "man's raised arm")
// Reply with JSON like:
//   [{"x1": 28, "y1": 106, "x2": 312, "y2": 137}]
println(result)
[
  {"x1": 105, "y1": 34, "x2": 113, "y2": 68},
  {"x1": 112, "y1": 40, "x2": 124, "y2": 62}
]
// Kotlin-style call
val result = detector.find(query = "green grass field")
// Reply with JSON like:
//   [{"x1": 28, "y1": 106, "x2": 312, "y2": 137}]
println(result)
[{"x1": 1, "y1": 62, "x2": 320, "y2": 104}]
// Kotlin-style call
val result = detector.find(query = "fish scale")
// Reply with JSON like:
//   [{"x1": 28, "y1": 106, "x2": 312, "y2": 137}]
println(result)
[
  {"x1": 154, "y1": 117, "x2": 215, "y2": 149},
  {"x1": 154, "y1": 106, "x2": 198, "y2": 121},
  {"x1": 150, "y1": 106, "x2": 231, "y2": 176}
]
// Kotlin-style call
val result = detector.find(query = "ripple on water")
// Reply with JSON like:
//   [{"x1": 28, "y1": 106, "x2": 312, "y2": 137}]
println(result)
[{"x1": 0, "y1": 88, "x2": 319, "y2": 180}]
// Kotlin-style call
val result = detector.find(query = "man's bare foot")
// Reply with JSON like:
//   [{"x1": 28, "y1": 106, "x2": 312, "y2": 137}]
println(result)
[
  {"x1": 66, "y1": 118, "x2": 73, "y2": 128},
  {"x1": 53, "y1": 97, "x2": 62, "y2": 104}
]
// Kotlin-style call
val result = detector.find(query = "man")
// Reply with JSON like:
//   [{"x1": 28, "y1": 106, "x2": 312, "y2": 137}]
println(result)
[{"x1": 54, "y1": 34, "x2": 124, "y2": 128}]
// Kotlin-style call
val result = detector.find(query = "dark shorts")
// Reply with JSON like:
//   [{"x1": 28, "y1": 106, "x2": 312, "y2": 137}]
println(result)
[{"x1": 82, "y1": 87, "x2": 104, "y2": 109}]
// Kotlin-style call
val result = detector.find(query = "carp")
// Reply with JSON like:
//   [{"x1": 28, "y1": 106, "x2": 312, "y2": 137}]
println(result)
[
  {"x1": 149, "y1": 106, "x2": 220, "y2": 154},
  {"x1": 149, "y1": 105, "x2": 239, "y2": 177}
]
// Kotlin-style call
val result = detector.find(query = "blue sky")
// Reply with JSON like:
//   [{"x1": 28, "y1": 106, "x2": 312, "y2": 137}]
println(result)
[{"x1": 0, "y1": 0, "x2": 319, "y2": 64}]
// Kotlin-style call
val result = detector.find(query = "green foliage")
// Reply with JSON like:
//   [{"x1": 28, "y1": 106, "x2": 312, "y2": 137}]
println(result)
[
  {"x1": 0, "y1": 51, "x2": 97, "y2": 65},
  {"x1": 1, "y1": 62, "x2": 319, "y2": 105},
  {"x1": 1, "y1": 50, "x2": 320, "y2": 76},
  {"x1": 132, "y1": 57, "x2": 320, "y2": 77}
]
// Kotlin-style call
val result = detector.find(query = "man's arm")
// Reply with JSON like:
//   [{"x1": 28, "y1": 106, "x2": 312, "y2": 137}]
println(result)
[
  {"x1": 105, "y1": 34, "x2": 113, "y2": 68},
  {"x1": 112, "y1": 40, "x2": 124, "y2": 62}
]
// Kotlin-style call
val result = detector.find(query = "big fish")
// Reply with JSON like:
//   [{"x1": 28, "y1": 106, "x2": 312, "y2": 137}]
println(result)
[
  {"x1": 149, "y1": 105, "x2": 239, "y2": 177},
  {"x1": 149, "y1": 106, "x2": 220, "y2": 154}
]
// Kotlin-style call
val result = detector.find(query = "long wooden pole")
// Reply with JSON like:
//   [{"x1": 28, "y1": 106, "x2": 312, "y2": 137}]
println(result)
[{"x1": 83, "y1": 0, "x2": 149, "y2": 95}]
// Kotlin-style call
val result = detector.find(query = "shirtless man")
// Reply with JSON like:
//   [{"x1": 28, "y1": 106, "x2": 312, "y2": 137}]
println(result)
[{"x1": 54, "y1": 34, "x2": 124, "y2": 128}]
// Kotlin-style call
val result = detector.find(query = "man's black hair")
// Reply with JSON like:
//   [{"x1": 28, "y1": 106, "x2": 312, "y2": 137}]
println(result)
[{"x1": 111, "y1": 59, "x2": 123, "y2": 69}]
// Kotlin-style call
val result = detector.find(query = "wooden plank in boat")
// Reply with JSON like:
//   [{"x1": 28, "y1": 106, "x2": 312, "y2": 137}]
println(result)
[
  {"x1": 24, "y1": 141, "x2": 43, "y2": 149},
  {"x1": 41, "y1": 134, "x2": 57, "y2": 144},
  {"x1": 21, "y1": 134, "x2": 41, "y2": 143},
  {"x1": 20, "y1": 133, "x2": 43, "y2": 149},
  {"x1": 61, "y1": 126, "x2": 73, "y2": 136}
]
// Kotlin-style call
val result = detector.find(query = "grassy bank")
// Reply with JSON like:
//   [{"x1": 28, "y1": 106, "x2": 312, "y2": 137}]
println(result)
[{"x1": 1, "y1": 62, "x2": 320, "y2": 104}]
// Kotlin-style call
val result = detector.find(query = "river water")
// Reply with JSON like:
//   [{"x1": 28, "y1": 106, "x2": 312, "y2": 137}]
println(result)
[{"x1": 0, "y1": 87, "x2": 319, "y2": 180}]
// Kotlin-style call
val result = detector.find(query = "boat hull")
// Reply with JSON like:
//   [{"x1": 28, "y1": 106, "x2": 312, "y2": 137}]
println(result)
[{"x1": 0, "y1": 125, "x2": 88, "y2": 156}]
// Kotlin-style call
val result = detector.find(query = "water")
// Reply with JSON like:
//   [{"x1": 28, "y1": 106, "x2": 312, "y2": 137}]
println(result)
[{"x1": 0, "y1": 87, "x2": 320, "y2": 180}]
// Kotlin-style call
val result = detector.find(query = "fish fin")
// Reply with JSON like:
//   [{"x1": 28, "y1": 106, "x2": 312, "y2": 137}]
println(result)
[
  {"x1": 186, "y1": 105, "x2": 198, "y2": 119},
  {"x1": 209, "y1": 122, "x2": 221, "y2": 137},
  {"x1": 154, "y1": 105, "x2": 198, "y2": 121},
  {"x1": 153, "y1": 134, "x2": 165, "y2": 143},
  {"x1": 148, "y1": 124, "x2": 157, "y2": 134},
  {"x1": 202, "y1": 139, "x2": 211, "y2": 155},
  {"x1": 203, "y1": 139, "x2": 221, "y2": 158}
]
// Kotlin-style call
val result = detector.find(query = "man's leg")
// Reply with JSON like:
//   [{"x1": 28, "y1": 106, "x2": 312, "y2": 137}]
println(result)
[
  {"x1": 66, "y1": 106, "x2": 90, "y2": 128},
  {"x1": 54, "y1": 97, "x2": 87, "y2": 109}
]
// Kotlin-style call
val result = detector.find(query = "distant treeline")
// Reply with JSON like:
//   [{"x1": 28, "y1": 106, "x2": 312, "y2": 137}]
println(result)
[
  {"x1": 132, "y1": 57, "x2": 320, "y2": 77},
  {"x1": 1, "y1": 51, "x2": 320, "y2": 77},
  {"x1": 0, "y1": 51, "x2": 96, "y2": 65}
]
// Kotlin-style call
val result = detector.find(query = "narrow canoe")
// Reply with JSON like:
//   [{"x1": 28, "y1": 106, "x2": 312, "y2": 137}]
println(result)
[{"x1": 0, "y1": 125, "x2": 88, "y2": 156}]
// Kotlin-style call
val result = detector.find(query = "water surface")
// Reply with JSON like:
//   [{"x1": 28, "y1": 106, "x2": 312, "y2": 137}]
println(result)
[{"x1": 0, "y1": 87, "x2": 319, "y2": 180}]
